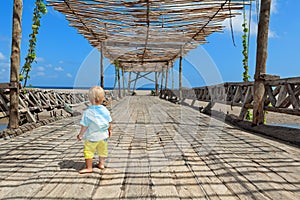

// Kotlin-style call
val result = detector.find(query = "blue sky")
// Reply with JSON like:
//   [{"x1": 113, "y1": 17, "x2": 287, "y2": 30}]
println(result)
[{"x1": 0, "y1": 0, "x2": 299, "y2": 88}]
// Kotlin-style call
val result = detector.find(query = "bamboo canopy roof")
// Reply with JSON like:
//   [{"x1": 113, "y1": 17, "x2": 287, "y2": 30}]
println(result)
[{"x1": 47, "y1": 0, "x2": 251, "y2": 72}]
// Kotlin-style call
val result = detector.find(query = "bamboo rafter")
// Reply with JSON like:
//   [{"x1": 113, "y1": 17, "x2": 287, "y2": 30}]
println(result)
[{"x1": 46, "y1": 0, "x2": 252, "y2": 72}]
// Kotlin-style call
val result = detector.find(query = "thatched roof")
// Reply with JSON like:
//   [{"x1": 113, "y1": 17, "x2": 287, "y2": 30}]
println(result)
[{"x1": 46, "y1": 0, "x2": 251, "y2": 72}]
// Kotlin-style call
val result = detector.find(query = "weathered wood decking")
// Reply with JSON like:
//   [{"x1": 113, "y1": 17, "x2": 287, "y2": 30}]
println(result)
[{"x1": 0, "y1": 96, "x2": 299, "y2": 199}]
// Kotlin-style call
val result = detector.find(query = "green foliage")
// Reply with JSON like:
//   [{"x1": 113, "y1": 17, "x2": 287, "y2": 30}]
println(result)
[
  {"x1": 114, "y1": 59, "x2": 119, "y2": 69},
  {"x1": 246, "y1": 110, "x2": 252, "y2": 121},
  {"x1": 242, "y1": 12, "x2": 250, "y2": 82},
  {"x1": 242, "y1": 10, "x2": 252, "y2": 121},
  {"x1": 20, "y1": 0, "x2": 47, "y2": 87}
]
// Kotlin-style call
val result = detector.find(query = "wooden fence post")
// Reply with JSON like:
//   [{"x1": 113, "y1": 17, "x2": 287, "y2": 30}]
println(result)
[
  {"x1": 253, "y1": 0, "x2": 272, "y2": 125},
  {"x1": 9, "y1": 0, "x2": 23, "y2": 129}
]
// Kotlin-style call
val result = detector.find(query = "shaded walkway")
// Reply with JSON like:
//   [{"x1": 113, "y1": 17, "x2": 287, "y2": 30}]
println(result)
[{"x1": 0, "y1": 96, "x2": 299, "y2": 199}]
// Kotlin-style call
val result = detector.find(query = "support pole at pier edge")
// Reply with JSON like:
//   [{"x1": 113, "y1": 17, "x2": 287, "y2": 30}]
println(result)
[
  {"x1": 253, "y1": 0, "x2": 271, "y2": 125},
  {"x1": 179, "y1": 55, "x2": 183, "y2": 100},
  {"x1": 172, "y1": 67, "x2": 174, "y2": 91},
  {"x1": 155, "y1": 72, "x2": 159, "y2": 95},
  {"x1": 100, "y1": 43, "x2": 104, "y2": 88},
  {"x1": 165, "y1": 66, "x2": 169, "y2": 90},
  {"x1": 122, "y1": 68, "x2": 125, "y2": 97},
  {"x1": 160, "y1": 70, "x2": 164, "y2": 92},
  {"x1": 9, "y1": 0, "x2": 23, "y2": 129},
  {"x1": 127, "y1": 71, "x2": 131, "y2": 93},
  {"x1": 117, "y1": 65, "x2": 121, "y2": 98}
]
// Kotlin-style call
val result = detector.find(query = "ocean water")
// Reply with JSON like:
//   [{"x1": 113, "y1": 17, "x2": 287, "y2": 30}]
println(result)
[
  {"x1": 0, "y1": 124, "x2": 7, "y2": 131},
  {"x1": 31, "y1": 86, "x2": 155, "y2": 90}
]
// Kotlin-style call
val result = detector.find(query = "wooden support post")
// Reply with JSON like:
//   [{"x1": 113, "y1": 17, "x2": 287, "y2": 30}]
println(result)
[
  {"x1": 9, "y1": 0, "x2": 23, "y2": 129},
  {"x1": 117, "y1": 67, "x2": 121, "y2": 98},
  {"x1": 165, "y1": 67, "x2": 169, "y2": 89},
  {"x1": 160, "y1": 71, "x2": 164, "y2": 92},
  {"x1": 155, "y1": 72, "x2": 159, "y2": 95},
  {"x1": 172, "y1": 67, "x2": 174, "y2": 91},
  {"x1": 133, "y1": 72, "x2": 140, "y2": 92},
  {"x1": 100, "y1": 43, "x2": 104, "y2": 88},
  {"x1": 253, "y1": 0, "x2": 271, "y2": 125},
  {"x1": 122, "y1": 68, "x2": 125, "y2": 97},
  {"x1": 179, "y1": 55, "x2": 183, "y2": 100},
  {"x1": 127, "y1": 71, "x2": 131, "y2": 93}
]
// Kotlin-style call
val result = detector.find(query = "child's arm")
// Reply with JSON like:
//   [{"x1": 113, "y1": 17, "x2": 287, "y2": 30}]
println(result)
[
  {"x1": 108, "y1": 123, "x2": 112, "y2": 138},
  {"x1": 77, "y1": 125, "x2": 88, "y2": 141}
]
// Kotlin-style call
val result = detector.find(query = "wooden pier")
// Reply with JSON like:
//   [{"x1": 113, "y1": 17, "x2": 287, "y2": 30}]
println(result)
[{"x1": 0, "y1": 96, "x2": 299, "y2": 199}]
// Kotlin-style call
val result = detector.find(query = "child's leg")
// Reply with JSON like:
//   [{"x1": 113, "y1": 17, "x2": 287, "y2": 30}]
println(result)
[
  {"x1": 98, "y1": 157, "x2": 105, "y2": 169},
  {"x1": 79, "y1": 141, "x2": 97, "y2": 174},
  {"x1": 79, "y1": 159, "x2": 93, "y2": 174},
  {"x1": 97, "y1": 140, "x2": 108, "y2": 170}
]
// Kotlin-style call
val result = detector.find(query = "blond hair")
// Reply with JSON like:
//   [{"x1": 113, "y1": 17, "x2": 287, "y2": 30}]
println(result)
[{"x1": 88, "y1": 86, "x2": 105, "y2": 105}]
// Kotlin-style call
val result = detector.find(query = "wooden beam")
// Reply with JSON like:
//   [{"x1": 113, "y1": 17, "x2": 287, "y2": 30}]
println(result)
[
  {"x1": 0, "y1": 82, "x2": 19, "y2": 89},
  {"x1": 100, "y1": 43, "x2": 104, "y2": 88},
  {"x1": 160, "y1": 71, "x2": 164, "y2": 92},
  {"x1": 179, "y1": 55, "x2": 183, "y2": 100},
  {"x1": 130, "y1": 72, "x2": 154, "y2": 83},
  {"x1": 133, "y1": 72, "x2": 140, "y2": 91},
  {"x1": 155, "y1": 72, "x2": 159, "y2": 95},
  {"x1": 172, "y1": 67, "x2": 174, "y2": 90},
  {"x1": 122, "y1": 68, "x2": 126, "y2": 97},
  {"x1": 253, "y1": 0, "x2": 271, "y2": 125},
  {"x1": 117, "y1": 67, "x2": 121, "y2": 98},
  {"x1": 127, "y1": 71, "x2": 131, "y2": 93},
  {"x1": 9, "y1": 0, "x2": 23, "y2": 129},
  {"x1": 165, "y1": 67, "x2": 169, "y2": 89}
]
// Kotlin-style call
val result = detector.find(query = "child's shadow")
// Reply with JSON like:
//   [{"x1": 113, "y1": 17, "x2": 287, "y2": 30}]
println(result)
[{"x1": 58, "y1": 160, "x2": 85, "y2": 171}]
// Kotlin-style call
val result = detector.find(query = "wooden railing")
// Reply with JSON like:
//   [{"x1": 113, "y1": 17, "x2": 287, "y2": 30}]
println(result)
[
  {"x1": 160, "y1": 77, "x2": 300, "y2": 119},
  {"x1": 0, "y1": 88, "x2": 89, "y2": 124}
]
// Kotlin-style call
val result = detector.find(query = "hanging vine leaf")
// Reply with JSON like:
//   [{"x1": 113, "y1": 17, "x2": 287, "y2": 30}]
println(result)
[
  {"x1": 20, "y1": 0, "x2": 47, "y2": 87},
  {"x1": 242, "y1": 8, "x2": 252, "y2": 120}
]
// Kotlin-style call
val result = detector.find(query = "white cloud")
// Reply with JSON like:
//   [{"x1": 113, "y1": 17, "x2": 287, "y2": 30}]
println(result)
[
  {"x1": 0, "y1": 36, "x2": 9, "y2": 41},
  {"x1": 36, "y1": 72, "x2": 45, "y2": 76},
  {"x1": 66, "y1": 73, "x2": 72, "y2": 78},
  {"x1": 0, "y1": 62, "x2": 9, "y2": 67},
  {"x1": 0, "y1": 52, "x2": 6, "y2": 60},
  {"x1": 0, "y1": 68, "x2": 6, "y2": 74},
  {"x1": 223, "y1": 10, "x2": 277, "y2": 38},
  {"x1": 36, "y1": 66, "x2": 45, "y2": 71},
  {"x1": 35, "y1": 57, "x2": 45, "y2": 62},
  {"x1": 46, "y1": 64, "x2": 53, "y2": 68},
  {"x1": 271, "y1": 0, "x2": 278, "y2": 14},
  {"x1": 48, "y1": 75, "x2": 58, "y2": 78},
  {"x1": 59, "y1": 60, "x2": 64, "y2": 64},
  {"x1": 54, "y1": 67, "x2": 64, "y2": 72}
]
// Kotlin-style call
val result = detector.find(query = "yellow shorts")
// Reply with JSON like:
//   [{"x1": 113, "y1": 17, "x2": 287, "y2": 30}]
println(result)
[{"x1": 83, "y1": 139, "x2": 108, "y2": 159}]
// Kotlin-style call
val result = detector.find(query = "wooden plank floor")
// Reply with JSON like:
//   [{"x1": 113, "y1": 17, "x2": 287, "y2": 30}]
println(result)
[{"x1": 0, "y1": 96, "x2": 299, "y2": 199}]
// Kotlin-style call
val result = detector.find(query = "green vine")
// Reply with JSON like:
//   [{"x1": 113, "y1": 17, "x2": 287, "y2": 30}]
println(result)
[
  {"x1": 242, "y1": 10, "x2": 252, "y2": 120},
  {"x1": 242, "y1": 12, "x2": 250, "y2": 82},
  {"x1": 20, "y1": 0, "x2": 47, "y2": 87}
]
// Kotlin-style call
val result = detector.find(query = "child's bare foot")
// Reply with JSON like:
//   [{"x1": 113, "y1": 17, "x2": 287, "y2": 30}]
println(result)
[
  {"x1": 79, "y1": 168, "x2": 93, "y2": 174},
  {"x1": 97, "y1": 163, "x2": 105, "y2": 170}
]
